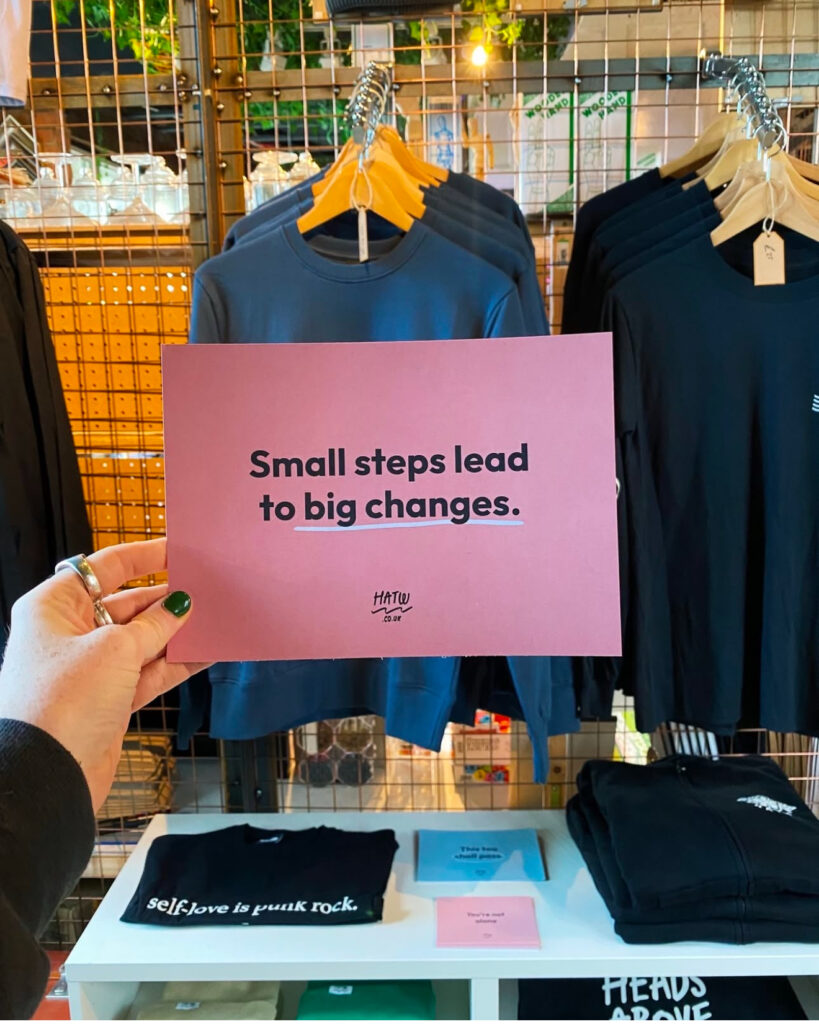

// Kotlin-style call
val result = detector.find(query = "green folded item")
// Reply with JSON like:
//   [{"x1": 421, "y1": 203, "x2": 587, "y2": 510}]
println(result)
[
  {"x1": 162, "y1": 982, "x2": 281, "y2": 1004},
  {"x1": 297, "y1": 980, "x2": 436, "y2": 1020},
  {"x1": 136, "y1": 999, "x2": 277, "y2": 1020}
]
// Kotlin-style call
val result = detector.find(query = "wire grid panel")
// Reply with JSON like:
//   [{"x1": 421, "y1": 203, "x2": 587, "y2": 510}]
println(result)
[
  {"x1": 2, "y1": 0, "x2": 213, "y2": 946},
  {"x1": 6, "y1": 0, "x2": 819, "y2": 945},
  {"x1": 178, "y1": 0, "x2": 819, "y2": 811}
]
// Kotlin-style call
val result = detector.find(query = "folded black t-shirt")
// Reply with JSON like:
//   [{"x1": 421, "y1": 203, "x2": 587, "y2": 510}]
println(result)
[{"x1": 121, "y1": 825, "x2": 398, "y2": 927}]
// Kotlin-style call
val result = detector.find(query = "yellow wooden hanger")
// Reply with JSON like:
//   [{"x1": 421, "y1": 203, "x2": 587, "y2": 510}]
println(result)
[
  {"x1": 312, "y1": 125, "x2": 439, "y2": 203},
  {"x1": 363, "y1": 134, "x2": 430, "y2": 207},
  {"x1": 659, "y1": 112, "x2": 740, "y2": 179},
  {"x1": 380, "y1": 125, "x2": 446, "y2": 184},
  {"x1": 297, "y1": 140, "x2": 425, "y2": 235}
]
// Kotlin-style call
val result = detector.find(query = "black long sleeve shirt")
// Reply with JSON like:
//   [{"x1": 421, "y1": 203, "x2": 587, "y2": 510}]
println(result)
[{"x1": 0, "y1": 719, "x2": 94, "y2": 1019}]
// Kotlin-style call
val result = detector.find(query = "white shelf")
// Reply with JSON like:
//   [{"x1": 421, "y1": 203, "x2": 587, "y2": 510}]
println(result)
[{"x1": 66, "y1": 810, "x2": 819, "y2": 1020}]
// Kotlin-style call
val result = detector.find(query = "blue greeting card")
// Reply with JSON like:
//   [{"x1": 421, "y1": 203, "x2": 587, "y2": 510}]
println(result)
[{"x1": 417, "y1": 829, "x2": 546, "y2": 882}]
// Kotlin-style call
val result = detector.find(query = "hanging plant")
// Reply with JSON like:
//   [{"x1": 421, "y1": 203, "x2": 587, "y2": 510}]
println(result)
[
  {"x1": 459, "y1": 0, "x2": 523, "y2": 63},
  {"x1": 397, "y1": 8, "x2": 570, "y2": 67},
  {"x1": 54, "y1": 0, "x2": 177, "y2": 73}
]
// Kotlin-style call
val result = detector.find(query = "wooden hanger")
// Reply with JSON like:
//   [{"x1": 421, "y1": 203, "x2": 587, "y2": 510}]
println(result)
[
  {"x1": 788, "y1": 153, "x2": 819, "y2": 184},
  {"x1": 686, "y1": 112, "x2": 819, "y2": 192},
  {"x1": 659, "y1": 112, "x2": 739, "y2": 179},
  {"x1": 717, "y1": 150, "x2": 819, "y2": 214},
  {"x1": 681, "y1": 113, "x2": 756, "y2": 189},
  {"x1": 297, "y1": 137, "x2": 425, "y2": 235},
  {"x1": 379, "y1": 125, "x2": 446, "y2": 184},
  {"x1": 313, "y1": 127, "x2": 438, "y2": 201},
  {"x1": 711, "y1": 173, "x2": 819, "y2": 246},
  {"x1": 684, "y1": 137, "x2": 764, "y2": 192}
]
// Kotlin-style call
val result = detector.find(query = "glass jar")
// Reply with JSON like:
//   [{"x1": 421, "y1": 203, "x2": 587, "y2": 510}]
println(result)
[
  {"x1": 287, "y1": 150, "x2": 320, "y2": 185},
  {"x1": 248, "y1": 150, "x2": 294, "y2": 211},
  {"x1": 141, "y1": 155, "x2": 181, "y2": 222}
]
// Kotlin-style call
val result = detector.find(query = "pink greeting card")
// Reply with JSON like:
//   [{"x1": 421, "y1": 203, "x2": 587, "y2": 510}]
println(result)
[
  {"x1": 435, "y1": 896, "x2": 540, "y2": 949},
  {"x1": 163, "y1": 335, "x2": 620, "y2": 662}
]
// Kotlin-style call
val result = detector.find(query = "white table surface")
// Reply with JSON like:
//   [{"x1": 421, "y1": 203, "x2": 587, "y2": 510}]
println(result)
[{"x1": 65, "y1": 810, "x2": 819, "y2": 984}]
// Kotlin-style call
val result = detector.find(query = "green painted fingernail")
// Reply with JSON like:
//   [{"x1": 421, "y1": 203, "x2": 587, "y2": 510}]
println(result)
[{"x1": 163, "y1": 591, "x2": 191, "y2": 617}]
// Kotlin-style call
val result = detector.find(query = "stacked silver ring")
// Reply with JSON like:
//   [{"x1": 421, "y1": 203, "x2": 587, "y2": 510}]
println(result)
[{"x1": 55, "y1": 554, "x2": 115, "y2": 627}]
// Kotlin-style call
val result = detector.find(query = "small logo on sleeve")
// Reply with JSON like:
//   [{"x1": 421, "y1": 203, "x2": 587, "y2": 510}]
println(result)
[{"x1": 737, "y1": 795, "x2": 796, "y2": 817}]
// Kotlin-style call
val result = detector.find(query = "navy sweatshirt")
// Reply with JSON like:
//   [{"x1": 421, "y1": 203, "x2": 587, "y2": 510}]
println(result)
[
  {"x1": 224, "y1": 177, "x2": 548, "y2": 335},
  {"x1": 191, "y1": 220, "x2": 526, "y2": 343},
  {"x1": 188, "y1": 177, "x2": 573, "y2": 778},
  {"x1": 188, "y1": 210, "x2": 575, "y2": 778}
]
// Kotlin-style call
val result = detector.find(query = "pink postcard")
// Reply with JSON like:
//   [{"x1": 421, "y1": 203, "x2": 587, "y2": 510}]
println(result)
[
  {"x1": 435, "y1": 896, "x2": 540, "y2": 948},
  {"x1": 162, "y1": 335, "x2": 620, "y2": 662}
]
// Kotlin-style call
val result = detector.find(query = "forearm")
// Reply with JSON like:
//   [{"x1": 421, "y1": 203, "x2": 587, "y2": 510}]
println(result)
[{"x1": 0, "y1": 719, "x2": 95, "y2": 1018}]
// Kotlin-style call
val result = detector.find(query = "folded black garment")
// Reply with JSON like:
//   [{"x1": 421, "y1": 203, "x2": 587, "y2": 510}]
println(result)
[
  {"x1": 327, "y1": 0, "x2": 454, "y2": 16},
  {"x1": 568, "y1": 796, "x2": 819, "y2": 944},
  {"x1": 615, "y1": 918, "x2": 819, "y2": 944},
  {"x1": 571, "y1": 771, "x2": 819, "y2": 925},
  {"x1": 579, "y1": 755, "x2": 819, "y2": 908},
  {"x1": 122, "y1": 824, "x2": 398, "y2": 927},
  {"x1": 518, "y1": 975, "x2": 806, "y2": 1020}
]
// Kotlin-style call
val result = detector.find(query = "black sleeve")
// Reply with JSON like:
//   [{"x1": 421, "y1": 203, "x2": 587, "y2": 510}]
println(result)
[
  {"x1": 572, "y1": 292, "x2": 645, "y2": 717},
  {"x1": 602, "y1": 294, "x2": 674, "y2": 727},
  {"x1": 0, "y1": 719, "x2": 95, "y2": 1019}
]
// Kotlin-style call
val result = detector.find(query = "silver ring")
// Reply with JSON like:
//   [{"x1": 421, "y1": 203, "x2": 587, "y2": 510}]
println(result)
[{"x1": 55, "y1": 554, "x2": 114, "y2": 627}]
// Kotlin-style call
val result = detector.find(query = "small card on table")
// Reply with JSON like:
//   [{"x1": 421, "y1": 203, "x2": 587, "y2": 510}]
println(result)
[
  {"x1": 435, "y1": 896, "x2": 540, "y2": 948},
  {"x1": 417, "y1": 829, "x2": 546, "y2": 882}
]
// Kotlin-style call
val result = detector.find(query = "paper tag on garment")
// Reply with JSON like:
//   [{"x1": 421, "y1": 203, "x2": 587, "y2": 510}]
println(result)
[
  {"x1": 753, "y1": 230, "x2": 785, "y2": 286},
  {"x1": 302, "y1": 722, "x2": 319, "y2": 755},
  {"x1": 357, "y1": 207, "x2": 369, "y2": 263}
]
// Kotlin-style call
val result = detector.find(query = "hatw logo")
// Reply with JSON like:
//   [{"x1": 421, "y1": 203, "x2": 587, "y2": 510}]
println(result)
[
  {"x1": 737, "y1": 795, "x2": 796, "y2": 817},
  {"x1": 372, "y1": 589, "x2": 412, "y2": 623},
  {"x1": 813, "y1": 394, "x2": 819, "y2": 413}
]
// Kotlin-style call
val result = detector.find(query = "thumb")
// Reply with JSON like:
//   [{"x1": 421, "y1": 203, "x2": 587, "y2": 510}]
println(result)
[{"x1": 124, "y1": 590, "x2": 193, "y2": 664}]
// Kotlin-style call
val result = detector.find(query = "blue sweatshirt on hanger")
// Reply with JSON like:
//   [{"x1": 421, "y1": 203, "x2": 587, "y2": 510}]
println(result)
[
  {"x1": 191, "y1": 219, "x2": 525, "y2": 342},
  {"x1": 226, "y1": 187, "x2": 549, "y2": 335},
  {"x1": 190, "y1": 179, "x2": 579, "y2": 779},
  {"x1": 187, "y1": 215, "x2": 542, "y2": 768},
  {"x1": 222, "y1": 170, "x2": 535, "y2": 253}
]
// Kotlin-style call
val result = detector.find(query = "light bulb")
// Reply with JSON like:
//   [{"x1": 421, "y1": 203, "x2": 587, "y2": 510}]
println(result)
[{"x1": 471, "y1": 44, "x2": 489, "y2": 67}]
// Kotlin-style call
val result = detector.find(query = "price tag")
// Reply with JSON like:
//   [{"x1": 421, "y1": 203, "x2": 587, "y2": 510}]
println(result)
[
  {"x1": 302, "y1": 722, "x2": 319, "y2": 755},
  {"x1": 357, "y1": 207, "x2": 369, "y2": 263},
  {"x1": 753, "y1": 230, "x2": 785, "y2": 286}
]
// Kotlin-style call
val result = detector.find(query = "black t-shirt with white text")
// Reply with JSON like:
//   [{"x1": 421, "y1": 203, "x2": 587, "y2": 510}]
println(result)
[
  {"x1": 121, "y1": 825, "x2": 398, "y2": 927},
  {"x1": 518, "y1": 975, "x2": 806, "y2": 1020}
]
